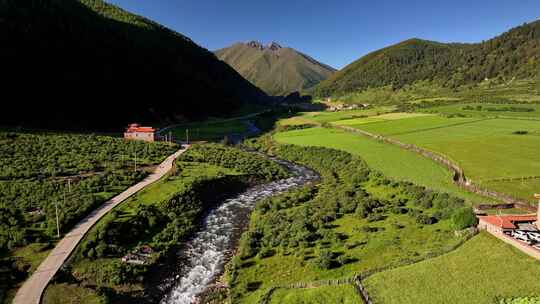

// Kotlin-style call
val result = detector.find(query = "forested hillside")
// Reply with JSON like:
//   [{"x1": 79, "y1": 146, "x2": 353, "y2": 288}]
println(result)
[
  {"x1": 0, "y1": 0, "x2": 268, "y2": 130},
  {"x1": 315, "y1": 20, "x2": 540, "y2": 97},
  {"x1": 216, "y1": 41, "x2": 335, "y2": 96}
]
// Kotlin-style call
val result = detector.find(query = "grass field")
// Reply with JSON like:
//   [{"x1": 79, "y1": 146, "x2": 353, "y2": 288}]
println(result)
[
  {"x1": 269, "y1": 284, "x2": 361, "y2": 304},
  {"x1": 365, "y1": 232, "x2": 540, "y2": 304},
  {"x1": 336, "y1": 112, "x2": 433, "y2": 127},
  {"x1": 274, "y1": 127, "x2": 489, "y2": 204},
  {"x1": 422, "y1": 103, "x2": 540, "y2": 120},
  {"x1": 42, "y1": 284, "x2": 104, "y2": 304},
  {"x1": 331, "y1": 113, "x2": 540, "y2": 202},
  {"x1": 278, "y1": 106, "x2": 396, "y2": 127}
]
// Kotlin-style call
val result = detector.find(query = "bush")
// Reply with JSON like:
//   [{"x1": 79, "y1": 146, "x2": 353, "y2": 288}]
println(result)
[
  {"x1": 451, "y1": 207, "x2": 477, "y2": 230},
  {"x1": 314, "y1": 250, "x2": 334, "y2": 270},
  {"x1": 416, "y1": 214, "x2": 437, "y2": 225}
]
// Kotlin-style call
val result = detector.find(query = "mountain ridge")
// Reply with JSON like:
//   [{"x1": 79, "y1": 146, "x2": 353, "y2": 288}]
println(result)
[
  {"x1": 216, "y1": 41, "x2": 336, "y2": 96},
  {"x1": 0, "y1": 0, "x2": 268, "y2": 130},
  {"x1": 314, "y1": 20, "x2": 540, "y2": 98}
]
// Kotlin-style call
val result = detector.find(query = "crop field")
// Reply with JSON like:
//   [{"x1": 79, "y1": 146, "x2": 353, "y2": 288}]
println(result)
[
  {"x1": 335, "y1": 115, "x2": 540, "y2": 202},
  {"x1": 269, "y1": 284, "x2": 361, "y2": 304},
  {"x1": 365, "y1": 232, "x2": 540, "y2": 304},
  {"x1": 273, "y1": 127, "x2": 488, "y2": 203}
]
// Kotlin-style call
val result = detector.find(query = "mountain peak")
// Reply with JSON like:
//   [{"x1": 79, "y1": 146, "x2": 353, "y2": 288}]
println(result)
[
  {"x1": 267, "y1": 41, "x2": 282, "y2": 51},
  {"x1": 245, "y1": 41, "x2": 283, "y2": 51},
  {"x1": 216, "y1": 41, "x2": 335, "y2": 96},
  {"x1": 246, "y1": 40, "x2": 264, "y2": 50}
]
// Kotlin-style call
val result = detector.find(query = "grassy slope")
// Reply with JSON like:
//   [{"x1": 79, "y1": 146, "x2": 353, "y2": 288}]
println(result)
[
  {"x1": 269, "y1": 284, "x2": 361, "y2": 304},
  {"x1": 274, "y1": 127, "x2": 487, "y2": 203},
  {"x1": 365, "y1": 232, "x2": 540, "y2": 304},
  {"x1": 314, "y1": 21, "x2": 540, "y2": 98}
]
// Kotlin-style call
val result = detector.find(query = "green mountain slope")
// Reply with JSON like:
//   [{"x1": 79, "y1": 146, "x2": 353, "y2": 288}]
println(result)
[
  {"x1": 315, "y1": 20, "x2": 540, "y2": 97},
  {"x1": 215, "y1": 41, "x2": 335, "y2": 96},
  {"x1": 0, "y1": 0, "x2": 268, "y2": 130}
]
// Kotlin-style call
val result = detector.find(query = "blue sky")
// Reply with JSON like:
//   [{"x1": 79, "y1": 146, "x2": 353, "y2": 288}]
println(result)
[{"x1": 108, "y1": 0, "x2": 539, "y2": 69}]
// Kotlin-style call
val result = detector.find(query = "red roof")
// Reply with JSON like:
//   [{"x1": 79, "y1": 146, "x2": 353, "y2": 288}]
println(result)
[
  {"x1": 478, "y1": 215, "x2": 537, "y2": 229},
  {"x1": 126, "y1": 124, "x2": 155, "y2": 133}
]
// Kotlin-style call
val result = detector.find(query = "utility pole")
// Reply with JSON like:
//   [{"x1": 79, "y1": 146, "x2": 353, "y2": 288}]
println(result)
[
  {"x1": 54, "y1": 191, "x2": 63, "y2": 238},
  {"x1": 134, "y1": 151, "x2": 137, "y2": 172},
  {"x1": 169, "y1": 131, "x2": 172, "y2": 144},
  {"x1": 186, "y1": 129, "x2": 189, "y2": 144}
]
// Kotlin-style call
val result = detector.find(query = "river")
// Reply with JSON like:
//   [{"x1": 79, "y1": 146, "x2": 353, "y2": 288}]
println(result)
[{"x1": 158, "y1": 157, "x2": 318, "y2": 304}]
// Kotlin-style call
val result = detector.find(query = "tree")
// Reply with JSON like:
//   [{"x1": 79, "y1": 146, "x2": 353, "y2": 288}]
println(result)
[{"x1": 451, "y1": 207, "x2": 477, "y2": 230}]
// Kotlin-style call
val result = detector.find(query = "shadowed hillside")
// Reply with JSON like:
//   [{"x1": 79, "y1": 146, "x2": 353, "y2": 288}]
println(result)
[
  {"x1": 315, "y1": 20, "x2": 540, "y2": 97},
  {"x1": 216, "y1": 41, "x2": 335, "y2": 96},
  {"x1": 0, "y1": 0, "x2": 268, "y2": 131}
]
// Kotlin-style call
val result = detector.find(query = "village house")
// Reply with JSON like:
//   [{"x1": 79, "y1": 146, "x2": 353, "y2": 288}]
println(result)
[
  {"x1": 124, "y1": 123, "x2": 156, "y2": 142},
  {"x1": 121, "y1": 245, "x2": 155, "y2": 265},
  {"x1": 477, "y1": 214, "x2": 538, "y2": 234}
]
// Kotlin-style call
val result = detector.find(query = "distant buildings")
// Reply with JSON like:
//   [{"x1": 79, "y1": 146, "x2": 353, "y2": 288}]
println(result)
[
  {"x1": 328, "y1": 103, "x2": 368, "y2": 112},
  {"x1": 124, "y1": 123, "x2": 155, "y2": 142}
]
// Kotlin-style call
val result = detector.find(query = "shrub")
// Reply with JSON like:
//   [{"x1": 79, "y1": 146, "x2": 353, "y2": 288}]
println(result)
[
  {"x1": 416, "y1": 214, "x2": 437, "y2": 225},
  {"x1": 451, "y1": 207, "x2": 477, "y2": 230},
  {"x1": 315, "y1": 250, "x2": 334, "y2": 270}
]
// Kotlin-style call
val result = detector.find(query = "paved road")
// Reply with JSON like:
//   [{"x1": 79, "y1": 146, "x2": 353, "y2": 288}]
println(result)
[{"x1": 13, "y1": 146, "x2": 189, "y2": 304}]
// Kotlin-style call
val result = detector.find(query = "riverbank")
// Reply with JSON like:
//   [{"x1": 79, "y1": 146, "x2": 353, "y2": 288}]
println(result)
[{"x1": 41, "y1": 144, "x2": 299, "y2": 303}]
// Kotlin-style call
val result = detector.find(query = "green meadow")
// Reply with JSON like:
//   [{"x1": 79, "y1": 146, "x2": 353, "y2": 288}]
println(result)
[
  {"x1": 365, "y1": 232, "x2": 540, "y2": 304},
  {"x1": 278, "y1": 106, "x2": 396, "y2": 126},
  {"x1": 334, "y1": 114, "x2": 540, "y2": 202},
  {"x1": 422, "y1": 103, "x2": 540, "y2": 119},
  {"x1": 274, "y1": 127, "x2": 488, "y2": 203},
  {"x1": 269, "y1": 284, "x2": 361, "y2": 304}
]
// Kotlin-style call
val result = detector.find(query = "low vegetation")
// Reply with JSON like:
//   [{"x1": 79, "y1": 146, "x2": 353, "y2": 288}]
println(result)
[{"x1": 0, "y1": 132, "x2": 176, "y2": 303}]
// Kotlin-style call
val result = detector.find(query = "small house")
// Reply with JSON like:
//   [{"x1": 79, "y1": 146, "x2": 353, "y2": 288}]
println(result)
[
  {"x1": 124, "y1": 123, "x2": 156, "y2": 142},
  {"x1": 477, "y1": 214, "x2": 538, "y2": 234}
]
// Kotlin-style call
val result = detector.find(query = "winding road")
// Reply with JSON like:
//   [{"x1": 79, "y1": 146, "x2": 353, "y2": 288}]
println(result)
[{"x1": 13, "y1": 146, "x2": 189, "y2": 304}]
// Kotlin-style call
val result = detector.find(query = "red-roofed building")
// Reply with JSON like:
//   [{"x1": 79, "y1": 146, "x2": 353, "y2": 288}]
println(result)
[
  {"x1": 478, "y1": 214, "x2": 538, "y2": 234},
  {"x1": 124, "y1": 123, "x2": 156, "y2": 142}
]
